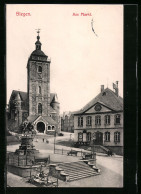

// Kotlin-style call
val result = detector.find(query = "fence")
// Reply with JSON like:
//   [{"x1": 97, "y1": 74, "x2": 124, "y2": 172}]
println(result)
[
  {"x1": 7, "y1": 152, "x2": 50, "y2": 167},
  {"x1": 54, "y1": 148, "x2": 94, "y2": 158}
]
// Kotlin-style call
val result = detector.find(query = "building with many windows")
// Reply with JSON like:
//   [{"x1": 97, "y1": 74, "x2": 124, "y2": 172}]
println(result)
[
  {"x1": 61, "y1": 112, "x2": 74, "y2": 133},
  {"x1": 7, "y1": 31, "x2": 60, "y2": 135},
  {"x1": 73, "y1": 83, "x2": 123, "y2": 155}
]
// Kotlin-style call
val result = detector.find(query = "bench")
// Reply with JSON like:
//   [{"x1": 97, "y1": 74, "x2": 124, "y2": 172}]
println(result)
[
  {"x1": 67, "y1": 150, "x2": 78, "y2": 156},
  {"x1": 83, "y1": 153, "x2": 93, "y2": 159}
]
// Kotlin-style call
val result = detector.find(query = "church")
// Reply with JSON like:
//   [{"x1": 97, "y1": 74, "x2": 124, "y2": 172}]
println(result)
[{"x1": 7, "y1": 31, "x2": 60, "y2": 135}]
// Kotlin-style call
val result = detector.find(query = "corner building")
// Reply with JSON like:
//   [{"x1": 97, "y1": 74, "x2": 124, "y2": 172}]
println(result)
[
  {"x1": 7, "y1": 33, "x2": 60, "y2": 135},
  {"x1": 73, "y1": 85, "x2": 123, "y2": 155}
]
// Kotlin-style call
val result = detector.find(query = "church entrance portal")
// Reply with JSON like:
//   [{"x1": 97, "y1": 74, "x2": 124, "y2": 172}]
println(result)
[{"x1": 37, "y1": 122, "x2": 45, "y2": 133}]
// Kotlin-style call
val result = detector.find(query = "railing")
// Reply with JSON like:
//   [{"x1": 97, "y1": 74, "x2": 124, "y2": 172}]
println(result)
[
  {"x1": 7, "y1": 152, "x2": 50, "y2": 166},
  {"x1": 54, "y1": 148, "x2": 94, "y2": 159}
]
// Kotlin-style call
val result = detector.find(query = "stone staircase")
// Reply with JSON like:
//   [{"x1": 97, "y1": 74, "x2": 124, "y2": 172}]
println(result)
[
  {"x1": 94, "y1": 145, "x2": 109, "y2": 154},
  {"x1": 58, "y1": 161, "x2": 99, "y2": 182}
]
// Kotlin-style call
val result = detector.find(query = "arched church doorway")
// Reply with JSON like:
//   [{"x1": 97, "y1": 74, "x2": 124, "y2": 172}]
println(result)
[{"x1": 37, "y1": 122, "x2": 45, "y2": 133}]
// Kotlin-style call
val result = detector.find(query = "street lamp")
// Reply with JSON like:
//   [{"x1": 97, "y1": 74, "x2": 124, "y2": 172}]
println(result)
[
  {"x1": 91, "y1": 132, "x2": 96, "y2": 161},
  {"x1": 54, "y1": 130, "x2": 56, "y2": 154}
]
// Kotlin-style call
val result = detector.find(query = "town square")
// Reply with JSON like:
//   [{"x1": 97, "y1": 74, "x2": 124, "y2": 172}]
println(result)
[{"x1": 6, "y1": 4, "x2": 123, "y2": 188}]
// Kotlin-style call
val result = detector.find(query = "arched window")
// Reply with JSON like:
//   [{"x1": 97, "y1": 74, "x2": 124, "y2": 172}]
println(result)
[
  {"x1": 78, "y1": 117, "x2": 83, "y2": 127},
  {"x1": 52, "y1": 126, "x2": 55, "y2": 130},
  {"x1": 86, "y1": 116, "x2": 92, "y2": 126},
  {"x1": 39, "y1": 86, "x2": 41, "y2": 94},
  {"x1": 48, "y1": 126, "x2": 51, "y2": 130},
  {"x1": 105, "y1": 132, "x2": 110, "y2": 142},
  {"x1": 95, "y1": 115, "x2": 101, "y2": 125},
  {"x1": 115, "y1": 114, "x2": 121, "y2": 124},
  {"x1": 114, "y1": 132, "x2": 120, "y2": 142},
  {"x1": 38, "y1": 66, "x2": 42, "y2": 73},
  {"x1": 105, "y1": 115, "x2": 110, "y2": 125},
  {"x1": 38, "y1": 103, "x2": 42, "y2": 114}
]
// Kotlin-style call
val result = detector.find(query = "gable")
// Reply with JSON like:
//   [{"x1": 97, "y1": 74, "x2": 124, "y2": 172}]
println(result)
[{"x1": 84, "y1": 102, "x2": 113, "y2": 114}]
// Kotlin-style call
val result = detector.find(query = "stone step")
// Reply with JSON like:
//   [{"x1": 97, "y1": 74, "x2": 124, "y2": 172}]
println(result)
[
  {"x1": 69, "y1": 171, "x2": 98, "y2": 178},
  {"x1": 69, "y1": 172, "x2": 99, "y2": 181},
  {"x1": 57, "y1": 161, "x2": 99, "y2": 182},
  {"x1": 64, "y1": 169, "x2": 98, "y2": 176},
  {"x1": 58, "y1": 165, "x2": 95, "y2": 174},
  {"x1": 58, "y1": 163, "x2": 94, "y2": 172},
  {"x1": 59, "y1": 161, "x2": 95, "y2": 168}
]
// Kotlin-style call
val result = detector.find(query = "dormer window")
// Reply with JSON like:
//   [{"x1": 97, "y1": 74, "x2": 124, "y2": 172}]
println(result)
[{"x1": 38, "y1": 66, "x2": 42, "y2": 73}]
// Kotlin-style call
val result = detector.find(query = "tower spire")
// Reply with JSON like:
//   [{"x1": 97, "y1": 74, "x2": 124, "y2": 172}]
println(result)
[{"x1": 35, "y1": 29, "x2": 42, "y2": 50}]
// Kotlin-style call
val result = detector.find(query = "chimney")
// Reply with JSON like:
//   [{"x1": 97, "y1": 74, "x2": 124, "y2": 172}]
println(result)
[
  {"x1": 101, "y1": 85, "x2": 104, "y2": 93},
  {"x1": 113, "y1": 81, "x2": 119, "y2": 96}
]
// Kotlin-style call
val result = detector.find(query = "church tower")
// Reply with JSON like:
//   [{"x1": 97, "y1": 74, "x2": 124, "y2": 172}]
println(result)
[{"x1": 27, "y1": 30, "x2": 51, "y2": 117}]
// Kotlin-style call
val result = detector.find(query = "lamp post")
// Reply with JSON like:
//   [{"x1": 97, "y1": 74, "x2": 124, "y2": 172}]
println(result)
[
  {"x1": 54, "y1": 130, "x2": 56, "y2": 154},
  {"x1": 92, "y1": 132, "x2": 96, "y2": 161}
]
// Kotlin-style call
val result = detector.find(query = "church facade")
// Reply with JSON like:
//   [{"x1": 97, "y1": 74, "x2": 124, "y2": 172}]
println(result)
[
  {"x1": 7, "y1": 32, "x2": 60, "y2": 135},
  {"x1": 73, "y1": 83, "x2": 123, "y2": 155}
]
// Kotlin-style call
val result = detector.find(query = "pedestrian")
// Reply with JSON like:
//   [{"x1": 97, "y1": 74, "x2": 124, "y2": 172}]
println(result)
[
  {"x1": 107, "y1": 150, "x2": 110, "y2": 156},
  {"x1": 43, "y1": 138, "x2": 44, "y2": 142},
  {"x1": 36, "y1": 138, "x2": 38, "y2": 142},
  {"x1": 110, "y1": 150, "x2": 113, "y2": 156}
]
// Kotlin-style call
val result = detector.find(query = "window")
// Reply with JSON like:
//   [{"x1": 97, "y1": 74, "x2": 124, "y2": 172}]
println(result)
[
  {"x1": 105, "y1": 132, "x2": 110, "y2": 142},
  {"x1": 78, "y1": 132, "x2": 83, "y2": 142},
  {"x1": 95, "y1": 116, "x2": 101, "y2": 125},
  {"x1": 39, "y1": 86, "x2": 41, "y2": 94},
  {"x1": 38, "y1": 103, "x2": 42, "y2": 114},
  {"x1": 86, "y1": 116, "x2": 92, "y2": 126},
  {"x1": 38, "y1": 66, "x2": 42, "y2": 73},
  {"x1": 78, "y1": 117, "x2": 83, "y2": 127},
  {"x1": 114, "y1": 132, "x2": 120, "y2": 142},
  {"x1": 52, "y1": 126, "x2": 55, "y2": 130},
  {"x1": 115, "y1": 114, "x2": 121, "y2": 124},
  {"x1": 105, "y1": 115, "x2": 110, "y2": 125},
  {"x1": 48, "y1": 126, "x2": 51, "y2": 130},
  {"x1": 87, "y1": 132, "x2": 91, "y2": 141}
]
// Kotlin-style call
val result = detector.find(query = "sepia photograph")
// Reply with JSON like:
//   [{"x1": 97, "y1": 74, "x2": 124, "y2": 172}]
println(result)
[{"x1": 6, "y1": 4, "x2": 123, "y2": 188}]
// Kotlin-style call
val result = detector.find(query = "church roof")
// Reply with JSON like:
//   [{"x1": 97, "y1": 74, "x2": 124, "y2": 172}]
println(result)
[
  {"x1": 27, "y1": 115, "x2": 57, "y2": 125},
  {"x1": 50, "y1": 93, "x2": 59, "y2": 104},
  {"x1": 42, "y1": 116, "x2": 57, "y2": 125},
  {"x1": 30, "y1": 50, "x2": 47, "y2": 57},
  {"x1": 11, "y1": 90, "x2": 27, "y2": 101},
  {"x1": 9, "y1": 90, "x2": 28, "y2": 110},
  {"x1": 9, "y1": 90, "x2": 59, "y2": 113},
  {"x1": 74, "y1": 88, "x2": 123, "y2": 115},
  {"x1": 27, "y1": 115, "x2": 39, "y2": 123}
]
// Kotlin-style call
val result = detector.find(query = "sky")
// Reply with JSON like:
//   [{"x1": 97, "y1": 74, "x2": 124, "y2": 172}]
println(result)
[{"x1": 6, "y1": 4, "x2": 123, "y2": 114}]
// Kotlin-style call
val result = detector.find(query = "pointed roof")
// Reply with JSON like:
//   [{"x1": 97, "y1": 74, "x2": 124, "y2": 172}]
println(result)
[
  {"x1": 27, "y1": 115, "x2": 39, "y2": 123},
  {"x1": 29, "y1": 32, "x2": 47, "y2": 59},
  {"x1": 50, "y1": 93, "x2": 59, "y2": 104},
  {"x1": 10, "y1": 90, "x2": 27, "y2": 101},
  {"x1": 74, "y1": 88, "x2": 123, "y2": 114},
  {"x1": 27, "y1": 115, "x2": 57, "y2": 125}
]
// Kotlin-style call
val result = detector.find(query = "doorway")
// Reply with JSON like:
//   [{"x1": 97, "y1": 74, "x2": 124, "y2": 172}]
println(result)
[
  {"x1": 95, "y1": 131, "x2": 103, "y2": 145},
  {"x1": 37, "y1": 122, "x2": 45, "y2": 133}
]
